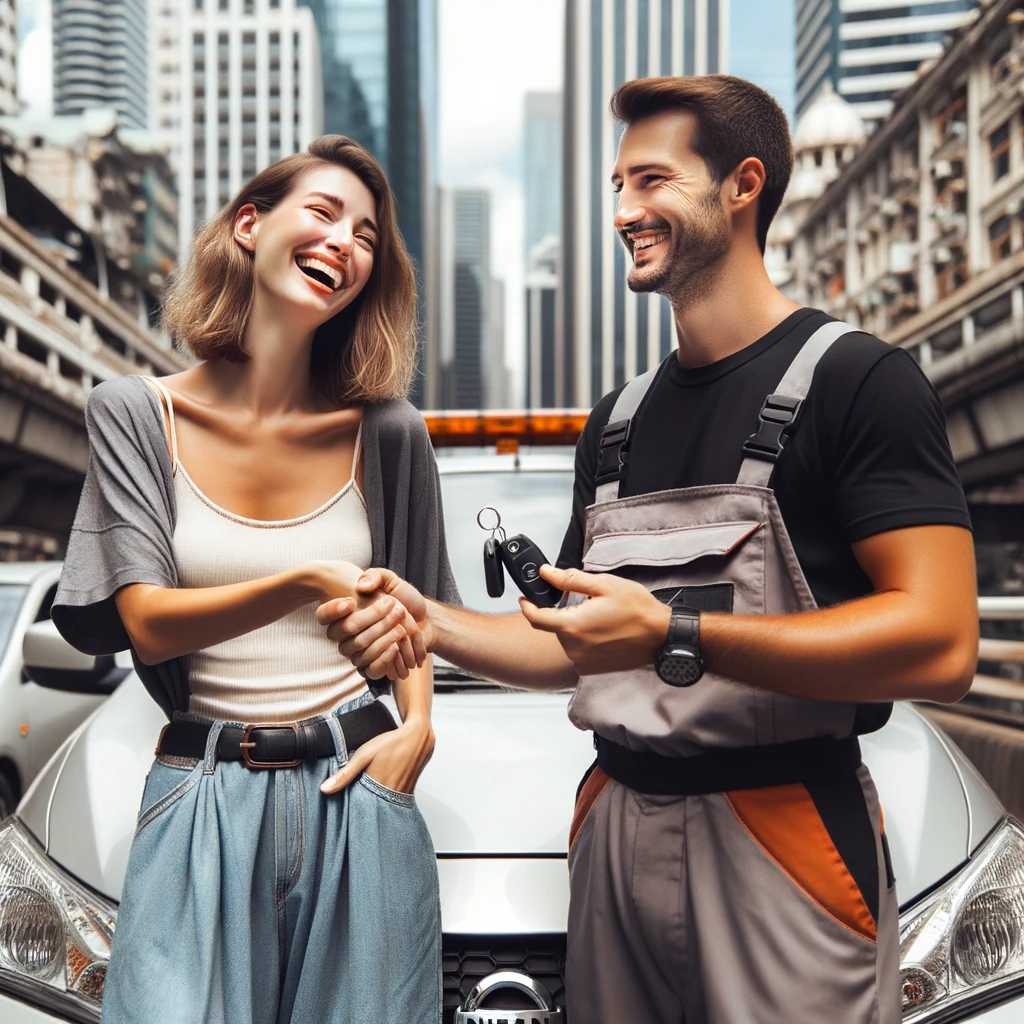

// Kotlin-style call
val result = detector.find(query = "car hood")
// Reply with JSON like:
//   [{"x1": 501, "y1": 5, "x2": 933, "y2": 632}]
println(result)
[{"x1": 17, "y1": 677, "x2": 1000, "y2": 918}]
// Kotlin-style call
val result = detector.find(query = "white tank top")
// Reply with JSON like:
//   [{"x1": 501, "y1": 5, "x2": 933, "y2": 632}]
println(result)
[{"x1": 147, "y1": 378, "x2": 372, "y2": 724}]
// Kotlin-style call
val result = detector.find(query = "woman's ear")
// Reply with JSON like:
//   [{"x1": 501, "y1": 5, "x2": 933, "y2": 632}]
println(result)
[{"x1": 233, "y1": 203, "x2": 259, "y2": 252}]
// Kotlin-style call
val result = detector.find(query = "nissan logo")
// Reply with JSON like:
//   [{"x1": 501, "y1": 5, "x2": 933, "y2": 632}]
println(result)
[{"x1": 454, "y1": 969, "x2": 566, "y2": 1024}]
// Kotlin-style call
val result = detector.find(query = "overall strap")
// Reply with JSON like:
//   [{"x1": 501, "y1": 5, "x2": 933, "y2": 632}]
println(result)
[
  {"x1": 736, "y1": 320, "x2": 858, "y2": 488},
  {"x1": 593, "y1": 359, "x2": 665, "y2": 504}
]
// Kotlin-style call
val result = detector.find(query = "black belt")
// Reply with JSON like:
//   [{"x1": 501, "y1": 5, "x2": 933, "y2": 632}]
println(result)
[
  {"x1": 595, "y1": 734, "x2": 862, "y2": 796},
  {"x1": 156, "y1": 700, "x2": 397, "y2": 769}
]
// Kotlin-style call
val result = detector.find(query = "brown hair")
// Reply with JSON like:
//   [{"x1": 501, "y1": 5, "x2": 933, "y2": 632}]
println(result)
[
  {"x1": 162, "y1": 135, "x2": 417, "y2": 403},
  {"x1": 610, "y1": 75, "x2": 793, "y2": 253}
]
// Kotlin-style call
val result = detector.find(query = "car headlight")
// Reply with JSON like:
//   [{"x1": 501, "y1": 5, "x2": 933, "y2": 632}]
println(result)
[
  {"x1": 0, "y1": 818, "x2": 116, "y2": 1023},
  {"x1": 901, "y1": 815, "x2": 1024, "y2": 1022}
]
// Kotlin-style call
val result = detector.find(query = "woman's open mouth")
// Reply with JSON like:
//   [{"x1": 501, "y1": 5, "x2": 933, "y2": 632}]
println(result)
[{"x1": 296, "y1": 255, "x2": 344, "y2": 292}]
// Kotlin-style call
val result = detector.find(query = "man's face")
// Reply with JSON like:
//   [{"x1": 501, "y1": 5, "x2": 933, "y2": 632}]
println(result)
[{"x1": 611, "y1": 111, "x2": 732, "y2": 298}]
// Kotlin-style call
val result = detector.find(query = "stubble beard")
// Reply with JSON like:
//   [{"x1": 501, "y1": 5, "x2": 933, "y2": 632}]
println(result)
[{"x1": 627, "y1": 188, "x2": 731, "y2": 313}]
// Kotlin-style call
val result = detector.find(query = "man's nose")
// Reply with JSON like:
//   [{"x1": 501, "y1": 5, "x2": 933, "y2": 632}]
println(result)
[{"x1": 613, "y1": 200, "x2": 646, "y2": 233}]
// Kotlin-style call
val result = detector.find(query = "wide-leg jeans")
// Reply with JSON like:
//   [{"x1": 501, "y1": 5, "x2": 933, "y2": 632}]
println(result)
[{"x1": 100, "y1": 693, "x2": 442, "y2": 1024}]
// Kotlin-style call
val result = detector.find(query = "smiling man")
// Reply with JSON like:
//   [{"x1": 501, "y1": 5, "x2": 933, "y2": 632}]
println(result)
[{"x1": 323, "y1": 76, "x2": 978, "y2": 1023}]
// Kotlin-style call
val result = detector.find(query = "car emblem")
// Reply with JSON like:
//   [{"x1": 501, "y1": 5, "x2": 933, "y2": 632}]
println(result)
[{"x1": 454, "y1": 969, "x2": 566, "y2": 1024}]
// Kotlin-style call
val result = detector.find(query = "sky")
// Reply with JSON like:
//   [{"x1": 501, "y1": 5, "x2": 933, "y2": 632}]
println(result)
[{"x1": 15, "y1": 0, "x2": 796, "y2": 398}]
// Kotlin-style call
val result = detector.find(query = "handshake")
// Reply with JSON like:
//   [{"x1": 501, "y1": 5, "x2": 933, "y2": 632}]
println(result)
[{"x1": 308, "y1": 560, "x2": 677, "y2": 685}]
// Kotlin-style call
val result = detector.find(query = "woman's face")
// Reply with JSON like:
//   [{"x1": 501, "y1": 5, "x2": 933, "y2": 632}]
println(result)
[{"x1": 237, "y1": 163, "x2": 379, "y2": 324}]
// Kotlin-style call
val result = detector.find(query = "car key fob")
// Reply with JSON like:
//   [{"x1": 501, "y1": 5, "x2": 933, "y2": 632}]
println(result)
[
  {"x1": 499, "y1": 534, "x2": 562, "y2": 607},
  {"x1": 483, "y1": 536, "x2": 505, "y2": 598}
]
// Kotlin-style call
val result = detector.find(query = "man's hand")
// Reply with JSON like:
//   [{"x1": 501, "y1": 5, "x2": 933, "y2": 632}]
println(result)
[
  {"x1": 316, "y1": 569, "x2": 431, "y2": 680},
  {"x1": 519, "y1": 565, "x2": 672, "y2": 676}
]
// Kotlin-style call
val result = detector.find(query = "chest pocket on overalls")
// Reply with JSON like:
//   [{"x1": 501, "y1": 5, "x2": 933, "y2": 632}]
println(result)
[{"x1": 584, "y1": 519, "x2": 765, "y2": 616}]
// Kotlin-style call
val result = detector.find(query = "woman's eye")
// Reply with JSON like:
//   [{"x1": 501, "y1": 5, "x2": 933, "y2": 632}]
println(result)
[
  {"x1": 357, "y1": 234, "x2": 377, "y2": 251},
  {"x1": 310, "y1": 206, "x2": 332, "y2": 220}
]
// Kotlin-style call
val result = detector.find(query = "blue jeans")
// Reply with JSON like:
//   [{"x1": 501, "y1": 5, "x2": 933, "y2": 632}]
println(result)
[{"x1": 101, "y1": 695, "x2": 442, "y2": 1023}]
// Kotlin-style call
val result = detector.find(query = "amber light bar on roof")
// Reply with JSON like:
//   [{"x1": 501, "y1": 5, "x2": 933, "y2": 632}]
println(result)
[{"x1": 423, "y1": 410, "x2": 591, "y2": 447}]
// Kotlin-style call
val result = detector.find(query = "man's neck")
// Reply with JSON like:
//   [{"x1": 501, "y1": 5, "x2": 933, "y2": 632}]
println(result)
[{"x1": 670, "y1": 245, "x2": 803, "y2": 369}]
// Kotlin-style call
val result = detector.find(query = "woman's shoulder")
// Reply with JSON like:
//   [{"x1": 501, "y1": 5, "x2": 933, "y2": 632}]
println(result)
[
  {"x1": 365, "y1": 398, "x2": 431, "y2": 447},
  {"x1": 85, "y1": 374, "x2": 160, "y2": 429}
]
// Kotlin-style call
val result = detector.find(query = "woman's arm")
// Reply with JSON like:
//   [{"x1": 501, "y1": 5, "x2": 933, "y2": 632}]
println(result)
[
  {"x1": 116, "y1": 560, "x2": 369, "y2": 665},
  {"x1": 320, "y1": 659, "x2": 435, "y2": 795}
]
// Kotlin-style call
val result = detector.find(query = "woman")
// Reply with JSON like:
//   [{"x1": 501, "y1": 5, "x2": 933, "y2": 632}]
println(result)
[{"x1": 52, "y1": 136, "x2": 457, "y2": 1023}]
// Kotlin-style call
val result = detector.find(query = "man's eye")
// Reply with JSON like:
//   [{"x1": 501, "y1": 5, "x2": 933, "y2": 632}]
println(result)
[{"x1": 641, "y1": 175, "x2": 663, "y2": 187}]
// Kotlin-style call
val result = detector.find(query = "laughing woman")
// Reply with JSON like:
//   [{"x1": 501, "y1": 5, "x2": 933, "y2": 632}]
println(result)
[{"x1": 52, "y1": 136, "x2": 457, "y2": 1024}]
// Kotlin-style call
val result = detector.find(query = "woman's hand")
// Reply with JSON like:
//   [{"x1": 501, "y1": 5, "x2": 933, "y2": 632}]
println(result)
[
  {"x1": 300, "y1": 560, "x2": 364, "y2": 603},
  {"x1": 319, "y1": 716, "x2": 435, "y2": 796}
]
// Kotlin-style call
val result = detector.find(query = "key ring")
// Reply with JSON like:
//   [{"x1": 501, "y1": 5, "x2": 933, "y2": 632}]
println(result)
[{"x1": 477, "y1": 507, "x2": 506, "y2": 543}]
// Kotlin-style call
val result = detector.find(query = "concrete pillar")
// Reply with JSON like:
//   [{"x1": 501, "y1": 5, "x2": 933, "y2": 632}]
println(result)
[
  {"x1": 962, "y1": 315, "x2": 975, "y2": 347},
  {"x1": 918, "y1": 110, "x2": 937, "y2": 309},
  {"x1": 4, "y1": 324, "x2": 15, "y2": 349},
  {"x1": 19, "y1": 266, "x2": 39, "y2": 297},
  {"x1": 919, "y1": 339, "x2": 933, "y2": 366},
  {"x1": 966, "y1": 63, "x2": 985, "y2": 273},
  {"x1": 1013, "y1": 285, "x2": 1024, "y2": 329}
]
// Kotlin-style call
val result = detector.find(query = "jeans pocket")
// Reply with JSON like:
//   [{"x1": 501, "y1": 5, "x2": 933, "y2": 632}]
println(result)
[
  {"x1": 358, "y1": 772, "x2": 416, "y2": 809},
  {"x1": 136, "y1": 758, "x2": 203, "y2": 835}
]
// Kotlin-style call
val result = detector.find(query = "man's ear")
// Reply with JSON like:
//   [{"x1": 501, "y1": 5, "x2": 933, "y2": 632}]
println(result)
[
  {"x1": 728, "y1": 157, "x2": 766, "y2": 214},
  {"x1": 233, "y1": 203, "x2": 259, "y2": 252}
]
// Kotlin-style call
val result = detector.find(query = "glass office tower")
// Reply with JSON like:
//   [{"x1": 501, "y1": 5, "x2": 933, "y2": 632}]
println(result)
[{"x1": 298, "y1": 0, "x2": 438, "y2": 405}]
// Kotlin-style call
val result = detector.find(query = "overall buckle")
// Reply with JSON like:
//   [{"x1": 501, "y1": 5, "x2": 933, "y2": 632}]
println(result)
[
  {"x1": 239, "y1": 723, "x2": 302, "y2": 769},
  {"x1": 741, "y1": 394, "x2": 802, "y2": 463}
]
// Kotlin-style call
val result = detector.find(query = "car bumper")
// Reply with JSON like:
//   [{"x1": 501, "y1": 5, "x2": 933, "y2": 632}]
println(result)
[
  {"x1": 0, "y1": 990, "x2": 87, "y2": 1023},
  {"x1": 962, "y1": 994, "x2": 1024, "y2": 1022}
]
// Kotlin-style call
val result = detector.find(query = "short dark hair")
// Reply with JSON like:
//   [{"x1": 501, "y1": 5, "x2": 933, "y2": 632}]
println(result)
[{"x1": 610, "y1": 75, "x2": 793, "y2": 253}]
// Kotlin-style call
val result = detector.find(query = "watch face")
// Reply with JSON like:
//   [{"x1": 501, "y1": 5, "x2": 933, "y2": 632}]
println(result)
[{"x1": 656, "y1": 648, "x2": 703, "y2": 688}]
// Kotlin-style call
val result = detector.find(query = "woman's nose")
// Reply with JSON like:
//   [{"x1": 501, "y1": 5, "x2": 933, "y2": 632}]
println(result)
[{"x1": 326, "y1": 224, "x2": 354, "y2": 256}]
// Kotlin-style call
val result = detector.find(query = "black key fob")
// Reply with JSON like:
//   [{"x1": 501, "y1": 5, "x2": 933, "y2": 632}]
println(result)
[
  {"x1": 499, "y1": 534, "x2": 562, "y2": 607},
  {"x1": 484, "y1": 536, "x2": 505, "y2": 598}
]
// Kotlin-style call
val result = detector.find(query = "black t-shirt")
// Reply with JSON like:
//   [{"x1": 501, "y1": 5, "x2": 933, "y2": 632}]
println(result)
[{"x1": 557, "y1": 308, "x2": 971, "y2": 608}]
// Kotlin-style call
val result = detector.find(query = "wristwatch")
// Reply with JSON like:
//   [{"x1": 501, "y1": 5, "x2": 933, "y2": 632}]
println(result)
[{"x1": 654, "y1": 610, "x2": 704, "y2": 687}]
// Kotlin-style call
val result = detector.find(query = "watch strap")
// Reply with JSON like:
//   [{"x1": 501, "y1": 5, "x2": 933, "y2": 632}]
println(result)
[{"x1": 667, "y1": 610, "x2": 700, "y2": 651}]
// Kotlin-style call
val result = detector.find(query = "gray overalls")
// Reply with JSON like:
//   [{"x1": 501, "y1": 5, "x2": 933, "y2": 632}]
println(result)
[{"x1": 565, "y1": 322, "x2": 901, "y2": 1023}]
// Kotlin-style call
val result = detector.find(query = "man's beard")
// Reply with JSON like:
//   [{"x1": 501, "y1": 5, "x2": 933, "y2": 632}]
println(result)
[{"x1": 626, "y1": 186, "x2": 731, "y2": 307}]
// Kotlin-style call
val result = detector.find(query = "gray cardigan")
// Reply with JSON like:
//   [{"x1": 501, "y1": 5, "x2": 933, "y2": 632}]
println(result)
[{"x1": 52, "y1": 374, "x2": 460, "y2": 718}]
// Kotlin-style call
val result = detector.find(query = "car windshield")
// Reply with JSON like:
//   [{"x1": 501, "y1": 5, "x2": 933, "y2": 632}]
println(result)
[
  {"x1": 0, "y1": 585, "x2": 27, "y2": 657},
  {"x1": 439, "y1": 469, "x2": 575, "y2": 614}
]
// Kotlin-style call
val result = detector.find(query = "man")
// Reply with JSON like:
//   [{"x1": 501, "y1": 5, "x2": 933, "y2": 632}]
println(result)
[{"x1": 320, "y1": 76, "x2": 977, "y2": 1023}]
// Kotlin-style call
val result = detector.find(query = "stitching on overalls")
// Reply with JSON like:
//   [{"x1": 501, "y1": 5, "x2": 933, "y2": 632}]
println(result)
[{"x1": 135, "y1": 770, "x2": 202, "y2": 835}]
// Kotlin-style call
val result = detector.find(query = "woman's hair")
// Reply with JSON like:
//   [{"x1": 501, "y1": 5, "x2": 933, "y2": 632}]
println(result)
[{"x1": 162, "y1": 135, "x2": 417, "y2": 403}]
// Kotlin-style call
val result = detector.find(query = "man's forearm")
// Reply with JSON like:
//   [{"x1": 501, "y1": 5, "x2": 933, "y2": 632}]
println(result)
[
  {"x1": 428, "y1": 601, "x2": 577, "y2": 690},
  {"x1": 701, "y1": 590, "x2": 978, "y2": 704}
]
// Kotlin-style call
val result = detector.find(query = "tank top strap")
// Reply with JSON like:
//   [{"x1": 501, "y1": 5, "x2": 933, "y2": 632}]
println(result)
[
  {"x1": 350, "y1": 414, "x2": 364, "y2": 487},
  {"x1": 144, "y1": 376, "x2": 180, "y2": 475}
]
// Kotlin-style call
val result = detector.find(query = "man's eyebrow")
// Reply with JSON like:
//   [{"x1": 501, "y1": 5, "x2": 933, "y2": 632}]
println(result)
[{"x1": 305, "y1": 191, "x2": 378, "y2": 234}]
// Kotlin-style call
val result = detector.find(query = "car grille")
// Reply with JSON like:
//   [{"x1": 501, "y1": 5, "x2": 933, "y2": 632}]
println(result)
[{"x1": 442, "y1": 933, "x2": 567, "y2": 1023}]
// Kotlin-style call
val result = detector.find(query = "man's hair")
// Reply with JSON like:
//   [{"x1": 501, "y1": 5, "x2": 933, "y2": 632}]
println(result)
[
  {"x1": 610, "y1": 75, "x2": 793, "y2": 253},
  {"x1": 162, "y1": 135, "x2": 417, "y2": 404}
]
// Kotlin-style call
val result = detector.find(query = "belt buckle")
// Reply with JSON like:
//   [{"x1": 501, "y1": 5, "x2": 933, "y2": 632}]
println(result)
[{"x1": 239, "y1": 723, "x2": 302, "y2": 769}]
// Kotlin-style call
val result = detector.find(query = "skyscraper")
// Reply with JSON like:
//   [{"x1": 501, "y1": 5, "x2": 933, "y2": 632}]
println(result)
[
  {"x1": 53, "y1": 0, "x2": 148, "y2": 129},
  {"x1": 297, "y1": 0, "x2": 438, "y2": 406},
  {"x1": 524, "y1": 91, "x2": 562, "y2": 259},
  {"x1": 158, "y1": 0, "x2": 323, "y2": 246},
  {"x1": 562, "y1": 0, "x2": 729, "y2": 408},
  {"x1": 796, "y1": 0, "x2": 978, "y2": 126},
  {"x1": 0, "y1": 0, "x2": 16, "y2": 118}
]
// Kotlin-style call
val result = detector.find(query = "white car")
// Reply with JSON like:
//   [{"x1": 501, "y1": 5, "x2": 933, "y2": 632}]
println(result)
[
  {"x1": 0, "y1": 563, "x2": 111, "y2": 820},
  {"x1": 1, "y1": 449, "x2": 1023, "y2": 1024}
]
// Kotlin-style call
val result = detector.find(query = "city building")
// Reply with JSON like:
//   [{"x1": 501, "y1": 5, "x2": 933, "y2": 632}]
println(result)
[
  {"x1": 0, "y1": 138, "x2": 185, "y2": 557},
  {"x1": 0, "y1": 0, "x2": 16, "y2": 118},
  {"x1": 158, "y1": 0, "x2": 323, "y2": 245},
  {"x1": 764, "y1": 81, "x2": 866, "y2": 294},
  {"x1": 297, "y1": 0, "x2": 439, "y2": 407},
  {"x1": 0, "y1": 108, "x2": 177, "y2": 332},
  {"x1": 787, "y1": 0, "x2": 1024, "y2": 533},
  {"x1": 525, "y1": 233, "x2": 558, "y2": 410},
  {"x1": 796, "y1": 0, "x2": 979, "y2": 128},
  {"x1": 562, "y1": 0, "x2": 729, "y2": 408},
  {"x1": 436, "y1": 188, "x2": 507, "y2": 409},
  {"x1": 524, "y1": 91, "x2": 562, "y2": 259},
  {"x1": 53, "y1": 0, "x2": 149, "y2": 130}
]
